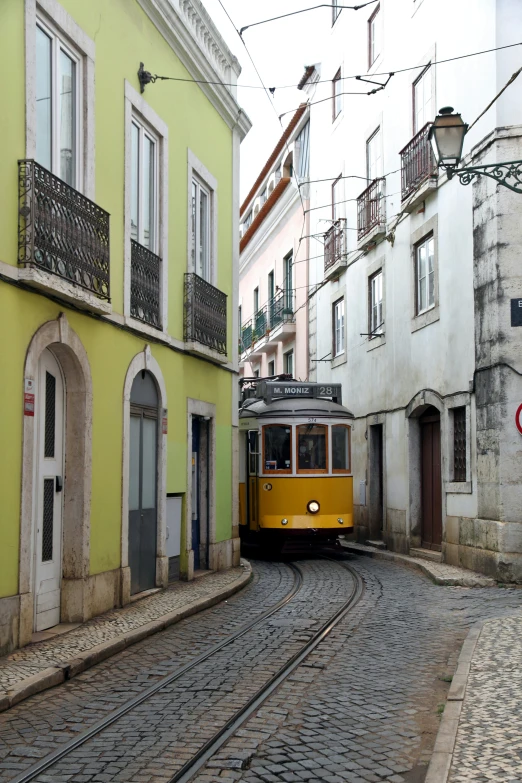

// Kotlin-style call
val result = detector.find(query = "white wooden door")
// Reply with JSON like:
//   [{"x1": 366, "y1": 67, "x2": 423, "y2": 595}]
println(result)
[{"x1": 34, "y1": 349, "x2": 64, "y2": 631}]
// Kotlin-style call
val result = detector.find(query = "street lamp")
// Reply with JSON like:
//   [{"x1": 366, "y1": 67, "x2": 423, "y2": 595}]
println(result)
[{"x1": 428, "y1": 106, "x2": 522, "y2": 194}]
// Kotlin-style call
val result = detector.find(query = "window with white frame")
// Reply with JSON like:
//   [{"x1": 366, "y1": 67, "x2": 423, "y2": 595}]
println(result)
[
  {"x1": 131, "y1": 117, "x2": 158, "y2": 252},
  {"x1": 333, "y1": 298, "x2": 345, "y2": 357},
  {"x1": 284, "y1": 350, "x2": 294, "y2": 377},
  {"x1": 366, "y1": 128, "x2": 382, "y2": 182},
  {"x1": 368, "y1": 5, "x2": 381, "y2": 68},
  {"x1": 332, "y1": 69, "x2": 342, "y2": 121},
  {"x1": 268, "y1": 358, "x2": 275, "y2": 376},
  {"x1": 192, "y1": 178, "x2": 212, "y2": 281},
  {"x1": 332, "y1": 175, "x2": 343, "y2": 222},
  {"x1": 36, "y1": 19, "x2": 81, "y2": 187},
  {"x1": 369, "y1": 270, "x2": 383, "y2": 336},
  {"x1": 413, "y1": 65, "x2": 433, "y2": 134},
  {"x1": 415, "y1": 235, "x2": 435, "y2": 314}
]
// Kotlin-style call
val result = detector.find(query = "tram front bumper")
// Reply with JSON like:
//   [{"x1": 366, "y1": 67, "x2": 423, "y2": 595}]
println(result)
[{"x1": 260, "y1": 514, "x2": 353, "y2": 533}]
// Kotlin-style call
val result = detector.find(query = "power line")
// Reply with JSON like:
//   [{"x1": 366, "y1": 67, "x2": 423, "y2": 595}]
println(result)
[{"x1": 239, "y1": 1, "x2": 378, "y2": 36}]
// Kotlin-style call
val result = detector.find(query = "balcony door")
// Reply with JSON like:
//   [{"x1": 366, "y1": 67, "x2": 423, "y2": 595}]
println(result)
[
  {"x1": 129, "y1": 371, "x2": 158, "y2": 595},
  {"x1": 34, "y1": 349, "x2": 65, "y2": 631},
  {"x1": 420, "y1": 407, "x2": 442, "y2": 550}
]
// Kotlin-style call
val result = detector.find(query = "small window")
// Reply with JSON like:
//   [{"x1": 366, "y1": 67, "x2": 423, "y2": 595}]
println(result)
[
  {"x1": 284, "y1": 252, "x2": 293, "y2": 310},
  {"x1": 268, "y1": 358, "x2": 275, "y2": 376},
  {"x1": 253, "y1": 287, "x2": 259, "y2": 314},
  {"x1": 284, "y1": 350, "x2": 294, "y2": 376},
  {"x1": 368, "y1": 4, "x2": 381, "y2": 68},
  {"x1": 366, "y1": 128, "x2": 382, "y2": 182},
  {"x1": 369, "y1": 271, "x2": 383, "y2": 336},
  {"x1": 297, "y1": 424, "x2": 328, "y2": 473},
  {"x1": 453, "y1": 407, "x2": 466, "y2": 481},
  {"x1": 131, "y1": 118, "x2": 158, "y2": 251},
  {"x1": 296, "y1": 121, "x2": 310, "y2": 180},
  {"x1": 415, "y1": 235, "x2": 435, "y2": 314},
  {"x1": 332, "y1": 69, "x2": 342, "y2": 121},
  {"x1": 332, "y1": 174, "x2": 343, "y2": 222},
  {"x1": 332, "y1": 425, "x2": 351, "y2": 473},
  {"x1": 36, "y1": 21, "x2": 81, "y2": 187},
  {"x1": 333, "y1": 299, "x2": 345, "y2": 357},
  {"x1": 264, "y1": 425, "x2": 292, "y2": 472},
  {"x1": 192, "y1": 178, "x2": 211, "y2": 281},
  {"x1": 253, "y1": 369, "x2": 260, "y2": 378},
  {"x1": 244, "y1": 211, "x2": 253, "y2": 230},
  {"x1": 413, "y1": 65, "x2": 433, "y2": 135},
  {"x1": 260, "y1": 188, "x2": 267, "y2": 205}
]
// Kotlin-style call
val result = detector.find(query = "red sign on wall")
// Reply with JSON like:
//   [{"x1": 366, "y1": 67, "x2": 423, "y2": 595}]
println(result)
[
  {"x1": 24, "y1": 393, "x2": 35, "y2": 416},
  {"x1": 516, "y1": 403, "x2": 522, "y2": 435}
]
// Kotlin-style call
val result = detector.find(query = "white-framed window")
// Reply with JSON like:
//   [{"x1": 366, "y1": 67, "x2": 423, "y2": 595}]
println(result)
[
  {"x1": 368, "y1": 4, "x2": 381, "y2": 68},
  {"x1": 284, "y1": 350, "x2": 294, "y2": 376},
  {"x1": 332, "y1": 174, "x2": 343, "y2": 222},
  {"x1": 333, "y1": 298, "x2": 345, "y2": 357},
  {"x1": 268, "y1": 358, "x2": 275, "y2": 376},
  {"x1": 131, "y1": 117, "x2": 159, "y2": 252},
  {"x1": 244, "y1": 211, "x2": 253, "y2": 230},
  {"x1": 332, "y1": 69, "x2": 342, "y2": 121},
  {"x1": 369, "y1": 271, "x2": 383, "y2": 336},
  {"x1": 188, "y1": 151, "x2": 217, "y2": 286},
  {"x1": 36, "y1": 17, "x2": 81, "y2": 188},
  {"x1": 366, "y1": 128, "x2": 382, "y2": 182},
  {"x1": 413, "y1": 65, "x2": 433, "y2": 134},
  {"x1": 415, "y1": 235, "x2": 435, "y2": 314}
]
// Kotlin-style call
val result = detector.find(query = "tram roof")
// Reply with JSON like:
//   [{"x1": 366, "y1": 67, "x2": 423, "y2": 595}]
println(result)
[{"x1": 239, "y1": 396, "x2": 354, "y2": 419}]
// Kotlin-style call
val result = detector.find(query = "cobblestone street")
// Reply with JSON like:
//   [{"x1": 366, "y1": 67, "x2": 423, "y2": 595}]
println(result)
[{"x1": 1, "y1": 556, "x2": 522, "y2": 783}]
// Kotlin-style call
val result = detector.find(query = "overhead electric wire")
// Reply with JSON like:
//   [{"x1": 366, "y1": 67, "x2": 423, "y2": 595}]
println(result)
[{"x1": 238, "y1": 1, "x2": 378, "y2": 36}]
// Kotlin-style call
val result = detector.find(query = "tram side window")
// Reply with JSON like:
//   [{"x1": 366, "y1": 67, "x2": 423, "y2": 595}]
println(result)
[
  {"x1": 248, "y1": 431, "x2": 258, "y2": 475},
  {"x1": 297, "y1": 424, "x2": 328, "y2": 472},
  {"x1": 332, "y1": 424, "x2": 351, "y2": 472},
  {"x1": 264, "y1": 425, "x2": 292, "y2": 472}
]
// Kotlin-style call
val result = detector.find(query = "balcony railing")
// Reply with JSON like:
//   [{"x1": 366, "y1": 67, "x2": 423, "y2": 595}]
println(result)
[
  {"x1": 184, "y1": 273, "x2": 227, "y2": 355},
  {"x1": 241, "y1": 321, "x2": 253, "y2": 351},
  {"x1": 269, "y1": 290, "x2": 295, "y2": 328},
  {"x1": 357, "y1": 178, "x2": 385, "y2": 241},
  {"x1": 131, "y1": 239, "x2": 161, "y2": 329},
  {"x1": 400, "y1": 123, "x2": 438, "y2": 201},
  {"x1": 18, "y1": 159, "x2": 110, "y2": 299},
  {"x1": 253, "y1": 306, "x2": 267, "y2": 342},
  {"x1": 324, "y1": 219, "x2": 346, "y2": 272}
]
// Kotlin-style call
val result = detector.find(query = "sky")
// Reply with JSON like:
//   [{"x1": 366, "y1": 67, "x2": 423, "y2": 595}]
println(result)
[{"x1": 202, "y1": 0, "x2": 325, "y2": 199}]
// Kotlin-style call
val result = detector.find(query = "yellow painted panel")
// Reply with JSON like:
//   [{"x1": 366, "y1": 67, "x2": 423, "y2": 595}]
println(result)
[{"x1": 257, "y1": 476, "x2": 353, "y2": 531}]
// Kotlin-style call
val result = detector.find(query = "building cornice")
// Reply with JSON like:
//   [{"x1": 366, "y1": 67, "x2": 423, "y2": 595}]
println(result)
[
  {"x1": 239, "y1": 188, "x2": 301, "y2": 272},
  {"x1": 136, "y1": 0, "x2": 251, "y2": 139}
]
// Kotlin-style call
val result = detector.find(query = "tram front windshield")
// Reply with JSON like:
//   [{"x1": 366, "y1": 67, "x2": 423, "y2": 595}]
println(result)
[
  {"x1": 297, "y1": 424, "x2": 327, "y2": 470},
  {"x1": 264, "y1": 426, "x2": 291, "y2": 471}
]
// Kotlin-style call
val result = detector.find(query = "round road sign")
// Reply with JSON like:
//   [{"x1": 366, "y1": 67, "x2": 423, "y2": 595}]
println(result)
[{"x1": 516, "y1": 403, "x2": 522, "y2": 435}]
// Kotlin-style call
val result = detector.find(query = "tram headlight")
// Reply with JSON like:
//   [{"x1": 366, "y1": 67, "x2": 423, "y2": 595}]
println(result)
[
  {"x1": 307, "y1": 500, "x2": 320, "y2": 515},
  {"x1": 281, "y1": 518, "x2": 289, "y2": 525}
]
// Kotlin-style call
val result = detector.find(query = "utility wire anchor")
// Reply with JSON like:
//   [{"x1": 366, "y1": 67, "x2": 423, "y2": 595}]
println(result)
[{"x1": 138, "y1": 63, "x2": 156, "y2": 93}]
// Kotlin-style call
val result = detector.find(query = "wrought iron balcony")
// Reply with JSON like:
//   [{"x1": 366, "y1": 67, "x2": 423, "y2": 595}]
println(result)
[
  {"x1": 269, "y1": 290, "x2": 295, "y2": 328},
  {"x1": 184, "y1": 273, "x2": 227, "y2": 355},
  {"x1": 130, "y1": 240, "x2": 162, "y2": 329},
  {"x1": 324, "y1": 219, "x2": 346, "y2": 272},
  {"x1": 357, "y1": 178, "x2": 385, "y2": 241},
  {"x1": 241, "y1": 321, "x2": 253, "y2": 351},
  {"x1": 18, "y1": 160, "x2": 110, "y2": 299},
  {"x1": 400, "y1": 123, "x2": 438, "y2": 201},
  {"x1": 253, "y1": 306, "x2": 268, "y2": 343}
]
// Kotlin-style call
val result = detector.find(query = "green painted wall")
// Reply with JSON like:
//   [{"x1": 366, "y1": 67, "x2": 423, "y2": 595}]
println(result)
[{"x1": 0, "y1": 0, "x2": 238, "y2": 598}]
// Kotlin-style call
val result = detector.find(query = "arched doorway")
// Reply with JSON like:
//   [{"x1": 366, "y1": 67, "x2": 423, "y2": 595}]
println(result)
[
  {"x1": 34, "y1": 348, "x2": 65, "y2": 631},
  {"x1": 420, "y1": 406, "x2": 442, "y2": 550},
  {"x1": 129, "y1": 370, "x2": 159, "y2": 594}
]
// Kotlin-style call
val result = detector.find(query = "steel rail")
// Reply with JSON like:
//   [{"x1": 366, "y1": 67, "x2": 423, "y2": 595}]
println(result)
[
  {"x1": 9, "y1": 563, "x2": 303, "y2": 783},
  {"x1": 169, "y1": 559, "x2": 365, "y2": 783}
]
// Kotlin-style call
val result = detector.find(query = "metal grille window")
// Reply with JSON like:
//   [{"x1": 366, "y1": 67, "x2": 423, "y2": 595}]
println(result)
[
  {"x1": 130, "y1": 240, "x2": 161, "y2": 328},
  {"x1": 415, "y1": 235, "x2": 435, "y2": 314},
  {"x1": 44, "y1": 371, "x2": 56, "y2": 458},
  {"x1": 184, "y1": 273, "x2": 227, "y2": 354},
  {"x1": 42, "y1": 478, "x2": 55, "y2": 562},
  {"x1": 36, "y1": 20, "x2": 80, "y2": 188},
  {"x1": 333, "y1": 299, "x2": 345, "y2": 357},
  {"x1": 453, "y1": 407, "x2": 467, "y2": 482},
  {"x1": 332, "y1": 69, "x2": 342, "y2": 121},
  {"x1": 369, "y1": 271, "x2": 383, "y2": 336}
]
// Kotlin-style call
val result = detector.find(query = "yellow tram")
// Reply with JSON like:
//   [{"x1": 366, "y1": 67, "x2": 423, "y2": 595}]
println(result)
[{"x1": 239, "y1": 377, "x2": 354, "y2": 548}]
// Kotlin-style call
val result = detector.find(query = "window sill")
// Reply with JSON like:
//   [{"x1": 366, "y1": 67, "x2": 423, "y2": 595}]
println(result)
[
  {"x1": 332, "y1": 352, "x2": 347, "y2": 368},
  {"x1": 446, "y1": 481, "x2": 472, "y2": 494},
  {"x1": 125, "y1": 315, "x2": 165, "y2": 338},
  {"x1": 411, "y1": 305, "x2": 439, "y2": 333},
  {"x1": 18, "y1": 266, "x2": 112, "y2": 315},
  {"x1": 184, "y1": 340, "x2": 228, "y2": 364},
  {"x1": 366, "y1": 335, "x2": 386, "y2": 352},
  {"x1": 401, "y1": 175, "x2": 438, "y2": 214},
  {"x1": 357, "y1": 221, "x2": 386, "y2": 250}
]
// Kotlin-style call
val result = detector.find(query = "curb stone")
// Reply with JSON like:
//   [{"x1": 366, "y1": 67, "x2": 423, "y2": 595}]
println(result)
[
  {"x1": 2, "y1": 561, "x2": 252, "y2": 714},
  {"x1": 340, "y1": 541, "x2": 496, "y2": 587},
  {"x1": 424, "y1": 620, "x2": 484, "y2": 783}
]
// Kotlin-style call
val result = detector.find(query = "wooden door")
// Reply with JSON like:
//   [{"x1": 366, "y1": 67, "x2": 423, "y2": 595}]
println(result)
[{"x1": 420, "y1": 410, "x2": 442, "y2": 550}]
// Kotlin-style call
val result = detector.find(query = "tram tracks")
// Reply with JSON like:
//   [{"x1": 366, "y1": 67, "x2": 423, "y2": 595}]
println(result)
[{"x1": 8, "y1": 558, "x2": 364, "y2": 783}]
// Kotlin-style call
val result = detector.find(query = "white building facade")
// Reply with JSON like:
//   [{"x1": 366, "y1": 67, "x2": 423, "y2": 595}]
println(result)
[{"x1": 300, "y1": 0, "x2": 522, "y2": 578}]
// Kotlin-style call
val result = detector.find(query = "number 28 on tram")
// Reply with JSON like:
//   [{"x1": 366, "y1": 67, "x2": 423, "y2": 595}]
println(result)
[{"x1": 238, "y1": 379, "x2": 354, "y2": 543}]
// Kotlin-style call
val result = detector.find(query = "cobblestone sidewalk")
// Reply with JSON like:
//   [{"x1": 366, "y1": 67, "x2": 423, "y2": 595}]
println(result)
[
  {"x1": 447, "y1": 614, "x2": 522, "y2": 783},
  {"x1": 0, "y1": 562, "x2": 251, "y2": 711}
]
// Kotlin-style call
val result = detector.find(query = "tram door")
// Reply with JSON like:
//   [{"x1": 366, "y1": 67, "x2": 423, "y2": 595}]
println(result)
[
  {"x1": 247, "y1": 431, "x2": 258, "y2": 530},
  {"x1": 191, "y1": 417, "x2": 209, "y2": 570}
]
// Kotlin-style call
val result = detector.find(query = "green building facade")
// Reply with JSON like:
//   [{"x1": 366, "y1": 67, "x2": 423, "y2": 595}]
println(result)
[{"x1": 0, "y1": 0, "x2": 250, "y2": 654}]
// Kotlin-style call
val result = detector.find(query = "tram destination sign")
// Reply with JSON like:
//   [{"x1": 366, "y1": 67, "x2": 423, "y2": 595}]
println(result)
[{"x1": 259, "y1": 381, "x2": 342, "y2": 404}]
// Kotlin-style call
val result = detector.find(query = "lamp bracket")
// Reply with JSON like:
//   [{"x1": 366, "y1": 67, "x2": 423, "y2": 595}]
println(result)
[{"x1": 442, "y1": 160, "x2": 522, "y2": 194}]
